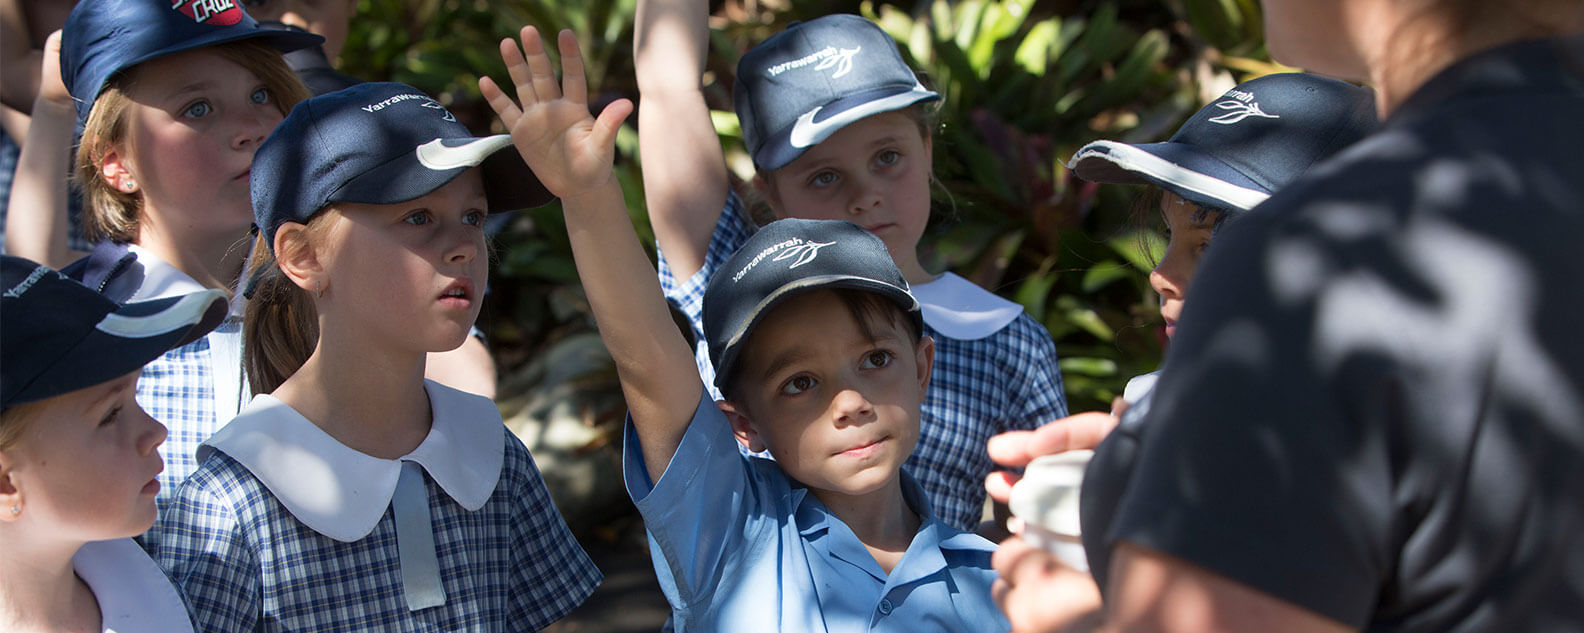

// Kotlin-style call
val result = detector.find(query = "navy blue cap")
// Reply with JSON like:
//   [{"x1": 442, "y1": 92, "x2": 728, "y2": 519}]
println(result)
[
  {"x1": 250, "y1": 81, "x2": 553, "y2": 252},
  {"x1": 734, "y1": 14, "x2": 938, "y2": 171},
  {"x1": 61, "y1": 0, "x2": 323, "y2": 124},
  {"x1": 1, "y1": 255, "x2": 227, "y2": 412},
  {"x1": 703, "y1": 218, "x2": 921, "y2": 394},
  {"x1": 1069, "y1": 73, "x2": 1377, "y2": 211}
]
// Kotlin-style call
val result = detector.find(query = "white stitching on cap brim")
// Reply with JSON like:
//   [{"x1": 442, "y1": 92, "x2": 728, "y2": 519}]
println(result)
[
  {"x1": 95, "y1": 289, "x2": 226, "y2": 339},
  {"x1": 415, "y1": 135, "x2": 514, "y2": 171},
  {"x1": 1070, "y1": 141, "x2": 1269, "y2": 211}
]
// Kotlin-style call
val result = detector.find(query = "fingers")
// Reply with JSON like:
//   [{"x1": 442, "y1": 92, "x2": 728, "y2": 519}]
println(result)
[
  {"x1": 590, "y1": 98, "x2": 634, "y2": 151},
  {"x1": 557, "y1": 30, "x2": 589, "y2": 106},
  {"x1": 987, "y1": 430, "x2": 1037, "y2": 468},
  {"x1": 988, "y1": 412, "x2": 1120, "y2": 469},
  {"x1": 478, "y1": 76, "x2": 520, "y2": 125},
  {"x1": 986, "y1": 470, "x2": 1021, "y2": 505},
  {"x1": 520, "y1": 25, "x2": 562, "y2": 103}
]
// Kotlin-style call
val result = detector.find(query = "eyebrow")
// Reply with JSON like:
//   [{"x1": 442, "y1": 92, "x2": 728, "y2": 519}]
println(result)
[{"x1": 755, "y1": 346, "x2": 814, "y2": 386}]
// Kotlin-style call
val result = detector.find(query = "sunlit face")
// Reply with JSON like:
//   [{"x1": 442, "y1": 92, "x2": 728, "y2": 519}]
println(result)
[
  {"x1": 241, "y1": 0, "x2": 357, "y2": 62},
  {"x1": 1149, "y1": 191, "x2": 1225, "y2": 340},
  {"x1": 761, "y1": 111, "x2": 934, "y2": 282},
  {"x1": 316, "y1": 170, "x2": 489, "y2": 355},
  {"x1": 111, "y1": 49, "x2": 285, "y2": 243},
  {"x1": 1, "y1": 372, "x2": 167, "y2": 541},
  {"x1": 726, "y1": 290, "x2": 932, "y2": 500}
]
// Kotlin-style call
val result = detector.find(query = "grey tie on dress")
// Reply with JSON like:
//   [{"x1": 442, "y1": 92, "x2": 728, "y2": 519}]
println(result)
[{"x1": 394, "y1": 460, "x2": 446, "y2": 610}]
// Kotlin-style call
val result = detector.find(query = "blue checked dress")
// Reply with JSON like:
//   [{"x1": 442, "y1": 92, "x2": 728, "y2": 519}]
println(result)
[
  {"x1": 657, "y1": 192, "x2": 1069, "y2": 530},
  {"x1": 147, "y1": 384, "x2": 601, "y2": 632}
]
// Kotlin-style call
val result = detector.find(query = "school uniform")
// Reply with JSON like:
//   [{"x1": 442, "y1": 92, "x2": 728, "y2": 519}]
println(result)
[
  {"x1": 72, "y1": 538, "x2": 196, "y2": 633},
  {"x1": 147, "y1": 379, "x2": 601, "y2": 632},
  {"x1": 657, "y1": 191, "x2": 1069, "y2": 530},
  {"x1": 66, "y1": 244, "x2": 248, "y2": 515},
  {"x1": 1081, "y1": 35, "x2": 1584, "y2": 632},
  {"x1": 626, "y1": 390, "x2": 1008, "y2": 632}
]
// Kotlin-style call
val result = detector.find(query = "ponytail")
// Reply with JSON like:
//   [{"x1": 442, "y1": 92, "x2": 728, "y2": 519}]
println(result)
[{"x1": 242, "y1": 215, "x2": 332, "y2": 394}]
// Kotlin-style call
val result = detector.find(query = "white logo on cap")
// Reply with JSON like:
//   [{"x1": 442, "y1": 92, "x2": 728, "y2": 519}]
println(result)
[
  {"x1": 767, "y1": 46, "x2": 860, "y2": 78},
  {"x1": 788, "y1": 83, "x2": 934, "y2": 149},
  {"x1": 731, "y1": 238, "x2": 836, "y2": 282},
  {"x1": 415, "y1": 136, "x2": 514, "y2": 171},
  {"x1": 1208, "y1": 90, "x2": 1279, "y2": 124}
]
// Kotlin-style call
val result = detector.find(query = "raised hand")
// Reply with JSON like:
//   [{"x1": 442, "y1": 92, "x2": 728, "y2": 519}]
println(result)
[{"x1": 480, "y1": 26, "x2": 633, "y2": 201}]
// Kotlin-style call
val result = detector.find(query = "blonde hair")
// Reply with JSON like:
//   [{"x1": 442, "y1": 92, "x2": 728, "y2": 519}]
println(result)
[
  {"x1": 0, "y1": 400, "x2": 45, "y2": 451},
  {"x1": 241, "y1": 211, "x2": 340, "y2": 395},
  {"x1": 73, "y1": 40, "x2": 310, "y2": 243}
]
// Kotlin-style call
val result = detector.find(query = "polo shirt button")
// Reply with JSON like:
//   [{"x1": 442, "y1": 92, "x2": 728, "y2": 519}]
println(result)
[{"x1": 878, "y1": 598, "x2": 893, "y2": 615}]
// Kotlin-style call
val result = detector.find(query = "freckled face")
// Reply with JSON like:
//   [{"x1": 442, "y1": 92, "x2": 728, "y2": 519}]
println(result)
[
  {"x1": 317, "y1": 170, "x2": 489, "y2": 355},
  {"x1": 762, "y1": 111, "x2": 934, "y2": 282},
  {"x1": 2, "y1": 372, "x2": 167, "y2": 541},
  {"x1": 731, "y1": 290, "x2": 931, "y2": 497},
  {"x1": 1149, "y1": 191, "x2": 1220, "y2": 339}
]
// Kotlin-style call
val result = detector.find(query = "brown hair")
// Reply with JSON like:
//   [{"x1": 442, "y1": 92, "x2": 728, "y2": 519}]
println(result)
[
  {"x1": 0, "y1": 400, "x2": 45, "y2": 451},
  {"x1": 73, "y1": 40, "x2": 311, "y2": 243},
  {"x1": 242, "y1": 212, "x2": 341, "y2": 395}
]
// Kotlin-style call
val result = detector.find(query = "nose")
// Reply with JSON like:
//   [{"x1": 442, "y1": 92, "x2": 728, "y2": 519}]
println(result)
[
  {"x1": 444, "y1": 224, "x2": 482, "y2": 265},
  {"x1": 830, "y1": 386, "x2": 875, "y2": 427},
  {"x1": 233, "y1": 107, "x2": 278, "y2": 151},
  {"x1": 848, "y1": 176, "x2": 882, "y2": 217},
  {"x1": 1148, "y1": 264, "x2": 1183, "y2": 303},
  {"x1": 133, "y1": 405, "x2": 168, "y2": 456}
]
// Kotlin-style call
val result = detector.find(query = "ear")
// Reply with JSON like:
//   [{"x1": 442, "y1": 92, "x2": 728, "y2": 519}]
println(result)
[
  {"x1": 272, "y1": 222, "x2": 326, "y2": 293},
  {"x1": 913, "y1": 335, "x2": 935, "y2": 394},
  {"x1": 752, "y1": 172, "x2": 789, "y2": 220},
  {"x1": 0, "y1": 452, "x2": 22, "y2": 524},
  {"x1": 100, "y1": 146, "x2": 137, "y2": 193},
  {"x1": 717, "y1": 400, "x2": 767, "y2": 453}
]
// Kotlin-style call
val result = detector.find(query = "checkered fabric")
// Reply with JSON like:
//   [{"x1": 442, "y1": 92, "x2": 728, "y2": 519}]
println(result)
[
  {"x1": 657, "y1": 191, "x2": 1069, "y2": 530},
  {"x1": 138, "y1": 320, "x2": 238, "y2": 517},
  {"x1": 146, "y1": 427, "x2": 601, "y2": 632}
]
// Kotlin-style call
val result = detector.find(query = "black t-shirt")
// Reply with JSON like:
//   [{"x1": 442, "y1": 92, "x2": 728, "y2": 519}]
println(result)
[{"x1": 1082, "y1": 34, "x2": 1584, "y2": 632}]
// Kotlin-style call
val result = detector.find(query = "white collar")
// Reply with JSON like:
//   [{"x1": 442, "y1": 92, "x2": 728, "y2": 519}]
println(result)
[
  {"x1": 72, "y1": 539, "x2": 195, "y2": 633},
  {"x1": 910, "y1": 272, "x2": 1025, "y2": 340},
  {"x1": 199, "y1": 380, "x2": 506, "y2": 542},
  {"x1": 126, "y1": 245, "x2": 245, "y2": 317}
]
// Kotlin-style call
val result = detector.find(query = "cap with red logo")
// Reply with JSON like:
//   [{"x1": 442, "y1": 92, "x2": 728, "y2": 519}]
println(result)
[{"x1": 61, "y1": 0, "x2": 323, "y2": 123}]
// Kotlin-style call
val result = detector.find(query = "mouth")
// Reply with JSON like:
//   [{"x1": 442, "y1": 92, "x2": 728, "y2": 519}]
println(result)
[
  {"x1": 863, "y1": 223, "x2": 894, "y2": 234},
  {"x1": 235, "y1": 168, "x2": 251, "y2": 182},
  {"x1": 438, "y1": 279, "x2": 475, "y2": 306},
  {"x1": 1163, "y1": 317, "x2": 1178, "y2": 339},
  {"x1": 836, "y1": 436, "x2": 889, "y2": 459},
  {"x1": 142, "y1": 477, "x2": 160, "y2": 495}
]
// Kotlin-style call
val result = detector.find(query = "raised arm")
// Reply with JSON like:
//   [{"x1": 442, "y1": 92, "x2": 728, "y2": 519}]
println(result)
[
  {"x1": 4, "y1": 30, "x2": 86, "y2": 268},
  {"x1": 634, "y1": 0, "x2": 728, "y2": 280},
  {"x1": 482, "y1": 26, "x2": 703, "y2": 481}
]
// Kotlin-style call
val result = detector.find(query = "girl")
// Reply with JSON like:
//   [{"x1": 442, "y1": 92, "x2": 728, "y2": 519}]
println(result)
[
  {"x1": 148, "y1": 81, "x2": 599, "y2": 631},
  {"x1": 636, "y1": 0, "x2": 1067, "y2": 532},
  {"x1": 1067, "y1": 71, "x2": 1376, "y2": 405},
  {"x1": 995, "y1": 0, "x2": 1584, "y2": 630},
  {"x1": 57, "y1": 0, "x2": 317, "y2": 512},
  {"x1": 0, "y1": 254, "x2": 226, "y2": 633}
]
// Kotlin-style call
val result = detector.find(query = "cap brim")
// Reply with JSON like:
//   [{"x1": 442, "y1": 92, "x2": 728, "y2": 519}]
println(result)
[
  {"x1": 754, "y1": 83, "x2": 939, "y2": 171},
  {"x1": 1068, "y1": 140, "x2": 1271, "y2": 211},
  {"x1": 712, "y1": 275, "x2": 921, "y2": 393},
  {"x1": 333, "y1": 135, "x2": 553, "y2": 213},
  {"x1": 8, "y1": 289, "x2": 228, "y2": 408}
]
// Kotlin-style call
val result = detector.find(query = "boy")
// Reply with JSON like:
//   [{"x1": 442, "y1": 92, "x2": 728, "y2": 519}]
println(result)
[
  {"x1": 0, "y1": 254, "x2": 225, "y2": 631},
  {"x1": 482, "y1": 26, "x2": 1007, "y2": 631}
]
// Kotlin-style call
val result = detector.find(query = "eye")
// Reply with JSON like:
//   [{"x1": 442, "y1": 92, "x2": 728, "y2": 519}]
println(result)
[
  {"x1": 251, "y1": 87, "x2": 271, "y2": 105},
  {"x1": 403, "y1": 210, "x2": 433, "y2": 226},
  {"x1": 182, "y1": 101, "x2": 212, "y2": 118},
  {"x1": 463, "y1": 210, "x2": 486, "y2": 227},
  {"x1": 859, "y1": 349, "x2": 894, "y2": 370},
  {"x1": 99, "y1": 405, "x2": 122, "y2": 427},
  {"x1": 875, "y1": 149, "x2": 900, "y2": 167},
  {"x1": 780, "y1": 375, "x2": 816, "y2": 396},
  {"x1": 807, "y1": 171, "x2": 838, "y2": 188}
]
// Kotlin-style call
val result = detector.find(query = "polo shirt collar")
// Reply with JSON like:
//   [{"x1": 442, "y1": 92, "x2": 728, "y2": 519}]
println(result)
[
  {"x1": 126, "y1": 245, "x2": 245, "y2": 318},
  {"x1": 199, "y1": 379, "x2": 505, "y2": 542},
  {"x1": 793, "y1": 470, "x2": 990, "y2": 586},
  {"x1": 72, "y1": 538, "x2": 195, "y2": 633},
  {"x1": 910, "y1": 272, "x2": 1024, "y2": 340}
]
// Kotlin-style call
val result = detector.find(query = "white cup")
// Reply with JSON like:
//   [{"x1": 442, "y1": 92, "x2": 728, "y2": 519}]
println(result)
[{"x1": 1008, "y1": 449, "x2": 1093, "y2": 571}]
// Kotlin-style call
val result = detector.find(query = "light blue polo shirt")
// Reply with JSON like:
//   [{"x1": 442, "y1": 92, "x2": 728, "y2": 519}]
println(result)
[{"x1": 623, "y1": 392, "x2": 1010, "y2": 632}]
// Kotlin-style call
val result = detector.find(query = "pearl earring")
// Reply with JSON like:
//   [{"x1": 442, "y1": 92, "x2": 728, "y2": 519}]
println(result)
[{"x1": 8, "y1": 505, "x2": 18, "y2": 516}]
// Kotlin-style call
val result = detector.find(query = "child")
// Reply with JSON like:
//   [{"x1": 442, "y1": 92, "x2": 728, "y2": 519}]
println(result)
[
  {"x1": 55, "y1": 0, "x2": 318, "y2": 512},
  {"x1": 635, "y1": 1, "x2": 1068, "y2": 531},
  {"x1": 146, "y1": 81, "x2": 599, "y2": 630},
  {"x1": 0, "y1": 254, "x2": 226, "y2": 633},
  {"x1": 483, "y1": 27, "x2": 1007, "y2": 631},
  {"x1": 1067, "y1": 72, "x2": 1376, "y2": 405}
]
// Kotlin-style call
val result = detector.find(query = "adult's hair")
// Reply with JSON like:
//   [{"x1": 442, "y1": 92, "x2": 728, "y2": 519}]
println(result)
[
  {"x1": 242, "y1": 212, "x2": 338, "y2": 395},
  {"x1": 73, "y1": 40, "x2": 311, "y2": 243}
]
